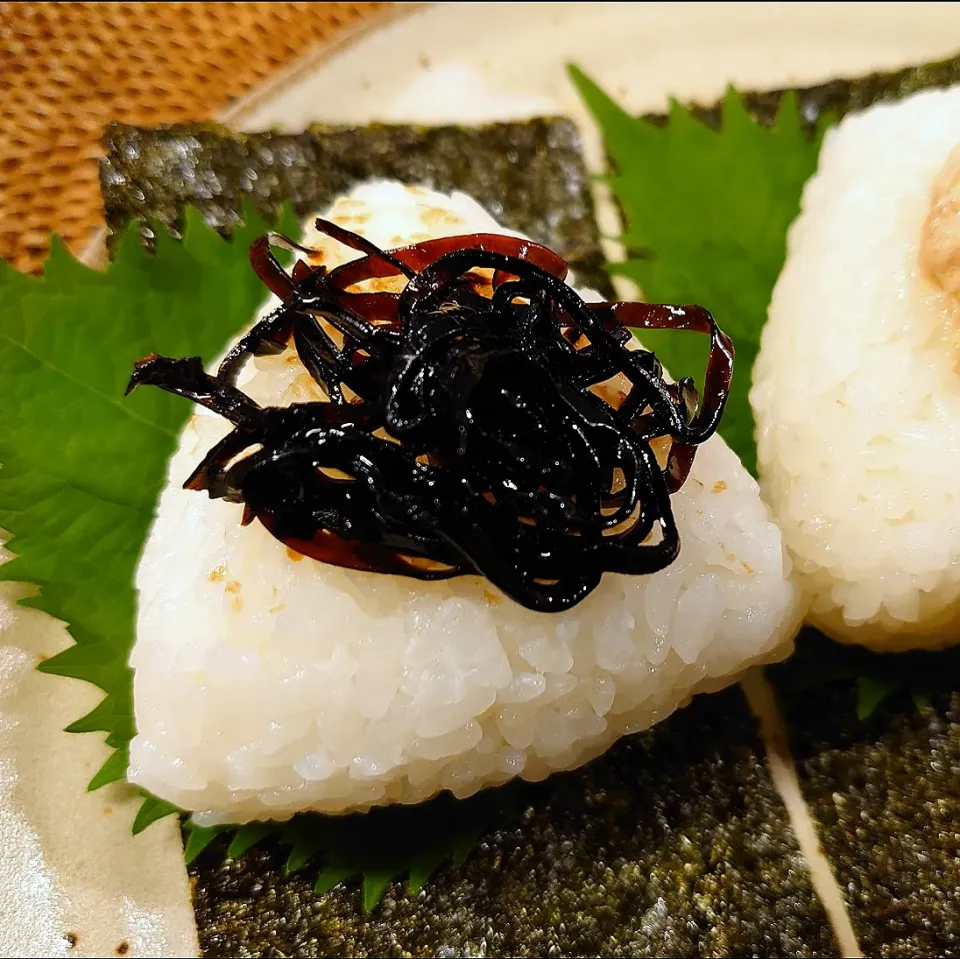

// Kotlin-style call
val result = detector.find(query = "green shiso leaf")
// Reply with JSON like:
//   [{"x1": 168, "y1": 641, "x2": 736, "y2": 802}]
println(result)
[
  {"x1": 87, "y1": 744, "x2": 130, "y2": 791},
  {"x1": 569, "y1": 66, "x2": 828, "y2": 476},
  {"x1": 226, "y1": 821, "x2": 276, "y2": 860},
  {"x1": 314, "y1": 866, "x2": 358, "y2": 897},
  {"x1": 362, "y1": 873, "x2": 395, "y2": 913},
  {"x1": 183, "y1": 824, "x2": 228, "y2": 865},
  {"x1": 0, "y1": 201, "x2": 297, "y2": 802},
  {"x1": 133, "y1": 795, "x2": 181, "y2": 835},
  {"x1": 855, "y1": 676, "x2": 898, "y2": 722},
  {"x1": 911, "y1": 689, "x2": 933, "y2": 713},
  {"x1": 181, "y1": 785, "x2": 520, "y2": 911},
  {"x1": 0, "y1": 203, "x2": 515, "y2": 907}
]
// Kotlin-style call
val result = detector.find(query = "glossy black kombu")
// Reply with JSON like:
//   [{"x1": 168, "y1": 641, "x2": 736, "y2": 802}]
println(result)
[{"x1": 127, "y1": 222, "x2": 733, "y2": 612}]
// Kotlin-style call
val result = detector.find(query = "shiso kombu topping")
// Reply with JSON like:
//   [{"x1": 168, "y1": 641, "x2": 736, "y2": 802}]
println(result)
[{"x1": 127, "y1": 224, "x2": 733, "y2": 612}]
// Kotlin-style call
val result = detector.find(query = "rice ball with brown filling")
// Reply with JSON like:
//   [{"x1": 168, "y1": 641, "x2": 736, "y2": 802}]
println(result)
[{"x1": 751, "y1": 86, "x2": 960, "y2": 651}]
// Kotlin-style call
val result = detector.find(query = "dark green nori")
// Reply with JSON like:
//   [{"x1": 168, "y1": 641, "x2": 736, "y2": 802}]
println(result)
[
  {"x1": 644, "y1": 51, "x2": 960, "y2": 130},
  {"x1": 770, "y1": 637, "x2": 960, "y2": 958},
  {"x1": 100, "y1": 118, "x2": 610, "y2": 293}
]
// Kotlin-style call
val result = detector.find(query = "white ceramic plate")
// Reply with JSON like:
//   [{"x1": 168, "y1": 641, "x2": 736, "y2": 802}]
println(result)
[{"x1": 6, "y1": 4, "x2": 960, "y2": 956}]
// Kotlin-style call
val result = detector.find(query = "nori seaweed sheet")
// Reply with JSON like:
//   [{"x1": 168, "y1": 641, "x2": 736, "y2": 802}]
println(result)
[
  {"x1": 645, "y1": 50, "x2": 960, "y2": 130},
  {"x1": 100, "y1": 118, "x2": 610, "y2": 293},
  {"x1": 769, "y1": 634, "x2": 960, "y2": 958}
]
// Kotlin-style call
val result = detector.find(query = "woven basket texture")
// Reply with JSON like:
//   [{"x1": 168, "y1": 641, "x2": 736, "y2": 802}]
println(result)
[{"x1": 0, "y1": 2, "x2": 393, "y2": 273}]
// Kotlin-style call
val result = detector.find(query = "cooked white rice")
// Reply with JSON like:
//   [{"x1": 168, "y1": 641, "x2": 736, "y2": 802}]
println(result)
[
  {"x1": 129, "y1": 182, "x2": 802, "y2": 823},
  {"x1": 751, "y1": 86, "x2": 960, "y2": 651}
]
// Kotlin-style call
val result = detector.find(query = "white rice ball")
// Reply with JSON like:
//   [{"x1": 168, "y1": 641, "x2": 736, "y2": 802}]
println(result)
[
  {"x1": 751, "y1": 86, "x2": 960, "y2": 651},
  {"x1": 130, "y1": 182, "x2": 802, "y2": 823}
]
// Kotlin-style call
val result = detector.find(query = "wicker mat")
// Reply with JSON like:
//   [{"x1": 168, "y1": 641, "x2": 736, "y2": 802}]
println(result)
[{"x1": 0, "y1": 2, "x2": 393, "y2": 273}]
